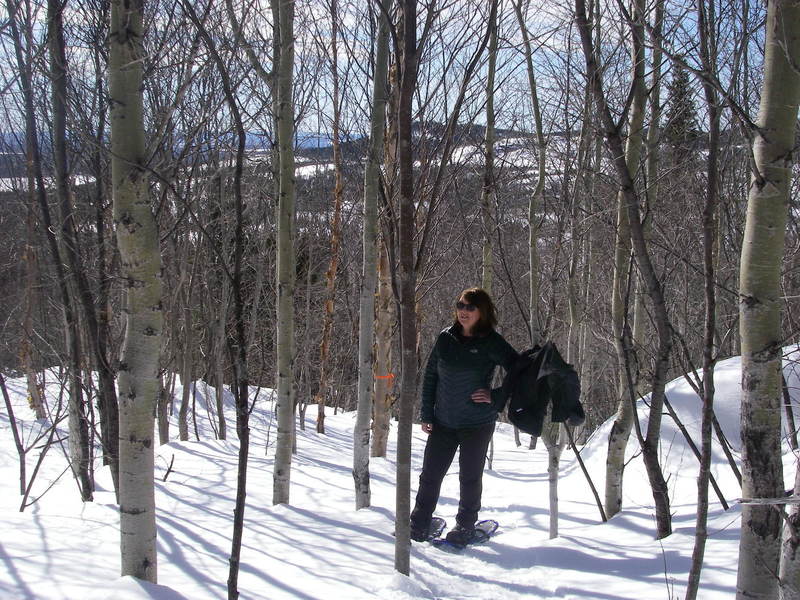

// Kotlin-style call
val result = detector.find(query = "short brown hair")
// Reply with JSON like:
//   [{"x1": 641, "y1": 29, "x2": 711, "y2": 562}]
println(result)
[{"x1": 452, "y1": 287, "x2": 497, "y2": 335}]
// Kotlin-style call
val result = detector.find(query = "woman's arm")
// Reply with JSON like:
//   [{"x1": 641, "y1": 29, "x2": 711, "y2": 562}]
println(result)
[{"x1": 419, "y1": 336, "x2": 441, "y2": 424}]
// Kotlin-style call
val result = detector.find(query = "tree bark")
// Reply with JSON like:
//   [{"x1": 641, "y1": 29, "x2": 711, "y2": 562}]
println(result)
[
  {"x1": 394, "y1": 0, "x2": 418, "y2": 575},
  {"x1": 17, "y1": 0, "x2": 46, "y2": 420},
  {"x1": 371, "y1": 241, "x2": 393, "y2": 458},
  {"x1": 604, "y1": 125, "x2": 637, "y2": 513},
  {"x1": 22, "y1": 213, "x2": 45, "y2": 422},
  {"x1": 354, "y1": 1, "x2": 389, "y2": 509},
  {"x1": 214, "y1": 261, "x2": 230, "y2": 441},
  {"x1": 576, "y1": 0, "x2": 673, "y2": 538},
  {"x1": 109, "y1": 0, "x2": 162, "y2": 581},
  {"x1": 686, "y1": 0, "x2": 720, "y2": 595},
  {"x1": 600, "y1": 0, "x2": 647, "y2": 520},
  {"x1": 178, "y1": 242, "x2": 197, "y2": 442},
  {"x1": 157, "y1": 374, "x2": 170, "y2": 446},
  {"x1": 738, "y1": 0, "x2": 800, "y2": 596},
  {"x1": 48, "y1": 0, "x2": 95, "y2": 503},
  {"x1": 178, "y1": 363, "x2": 193, "y2": 441},
  {"x1": 543, "y1": 423, "x2": 565, "y2": 539},
  {"x1": 9, "y1": 0, "x2": 94, "y2": 501},
  {"x1": 12, "y1": 0, "x2": 44, "y2": 426},
  {"x1": 567, "y1": 91, "x2": 592, "y2": 365},
  {"x1": 177, "y1": 5, "x2": 252, "y2": 593},
  {"x1": 88, "y1": 16, "x2": 118, "y2": 479},
  {"x1": 273, "y1": 0, "x2": 297, "y2": 506}
]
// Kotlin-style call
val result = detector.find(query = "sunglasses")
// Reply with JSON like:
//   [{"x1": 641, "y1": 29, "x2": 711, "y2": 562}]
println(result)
[{"x1": 456, "y1": 301, "x2": 477, "y2": 312}]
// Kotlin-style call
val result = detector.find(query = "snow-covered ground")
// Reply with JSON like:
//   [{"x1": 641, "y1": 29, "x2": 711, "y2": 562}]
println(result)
[{"x1": 1, "y1": 349, "x2": 798, "y2": 600}]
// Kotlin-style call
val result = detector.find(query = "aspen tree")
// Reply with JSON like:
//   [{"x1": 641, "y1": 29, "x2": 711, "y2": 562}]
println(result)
[
  {"x1": 515, "y1": 0, "x2": 568, "y2": 529},
  {"x1": 602, "y1": 0, "x2": 647, "y2": 520},
  {"x1": 273, "y1": 0, "x2": 297, "y2": 506},
  {"x1": 736, "y1": 0, "x2": 800, "y2": 596},
  {"x1": 576, "y1": 0, "x2": 674, "y2": 538},
  {"x1": 371, "y1": 244, "x2": 394, "y2": 458},
  {"x1": 394, "y1": 0, "x2": 419, "y2": 573},
  {"x1": 9, "y1": 0, "x2": 95, "y2": 500},
  {"x1": 354, "y1": 0, "x2": 390, "y2": 509},
  {"x1": 686, "y1": 0, "x2": 720, "y2": 596},
  {"x1": 9, "y1": 0, "x2": 47, "y2": 424},
  {"x1": 109, "y1": 0, "x2": 162, "y2": 581},
  {"x1": 48, "y1": 0, "x2": 94, "y2": 502}
]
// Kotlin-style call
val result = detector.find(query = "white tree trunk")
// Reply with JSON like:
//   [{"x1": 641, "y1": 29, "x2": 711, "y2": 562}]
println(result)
[
  {"x1": 178, "y1": 278, "x2": 194, "y2": 442},
  {"x1": 214, "y1": 269, "x2": 230, "y2": 441},
  {"x1": 602, "y1": 0, "x2": 647, "y2": 520},
  {"x1": 371, "y1": 243, "x2": 393, "y2": 458},
  {"x1": 543, "y1": 422, "x2": 565, "y2": 539},
  {"x1": 576, "y1": 0, "x2": 674, "y2": 537},
  {"x1": 738, "y1": 0, "x2": 800, "y2": 596},
  {"x1": 273, "y1": 0, "x2": 296, "y2": 506},
  {"x1": 354, "y1": 6, "x2": 389, "y2": 509},
  {"x1": 109, "y1": 0, "x2": 162, "y2": 581}
]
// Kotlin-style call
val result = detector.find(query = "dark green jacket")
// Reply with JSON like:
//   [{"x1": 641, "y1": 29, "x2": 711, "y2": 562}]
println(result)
[{"x1": 420, "y1": 325, "x2": 517, "y2": 428}]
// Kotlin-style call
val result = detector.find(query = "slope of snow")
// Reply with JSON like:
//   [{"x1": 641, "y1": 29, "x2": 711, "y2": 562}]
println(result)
[{"x1": 0, "y1": 349, "x2": 798, "y2": 599}]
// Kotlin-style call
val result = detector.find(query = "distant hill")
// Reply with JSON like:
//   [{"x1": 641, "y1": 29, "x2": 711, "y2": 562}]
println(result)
[{"x1": 0, "y1": 130, "x2": 334, "y2": 179}]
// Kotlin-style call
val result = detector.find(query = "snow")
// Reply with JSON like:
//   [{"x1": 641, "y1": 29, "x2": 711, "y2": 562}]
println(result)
[
  {"x1": 0, "y1": 175, "x2": 96, "y2": 193},
  {"x1": 1, "y1": 349, "x2": 798, "y2": 600}
]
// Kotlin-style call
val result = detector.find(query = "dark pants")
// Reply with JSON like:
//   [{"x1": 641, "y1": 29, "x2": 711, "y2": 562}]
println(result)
[{"x1": 410, "y1": 421, "x2": 495, "y2": 530}]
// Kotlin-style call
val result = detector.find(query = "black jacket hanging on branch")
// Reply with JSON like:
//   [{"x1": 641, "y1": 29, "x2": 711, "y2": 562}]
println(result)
[{"x1": 501, "y1": 342, "x2": 585, "y2": 436}]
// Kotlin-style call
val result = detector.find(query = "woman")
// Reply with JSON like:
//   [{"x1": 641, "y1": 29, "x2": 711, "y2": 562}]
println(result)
[{"x1": 410, "y1": 287, "x2": 517, "y2": 545}]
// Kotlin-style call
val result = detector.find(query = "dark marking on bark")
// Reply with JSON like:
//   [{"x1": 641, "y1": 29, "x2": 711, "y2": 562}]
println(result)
[
  {"x1": 747, "y1": 505, "x2": 782, "y2": 539},
  {"x1": 741, "y1": 294, "x2": 760, "y2": 308},
  {"x1": 753, "y1": 341, "x2": 781, "y2": 363},
  {"x1": 121, "y1": 506, "x2": 147, "y2": 515},
  {"x1": 742, "y1": 372, "x2": 759, "y2": 392},
  {"x1": 119, "y1": 212, "x2": 140, "y2": 234},
  {"x1": 352, "y1": 468, "x2": 371, "y2": 491}
]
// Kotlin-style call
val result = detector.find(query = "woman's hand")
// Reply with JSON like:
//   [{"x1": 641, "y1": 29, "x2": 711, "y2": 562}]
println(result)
[
  {"x1": 421, "y1": 422, "x2": 433, "y2": 434},
  {"x1": 471, "y1": 388, "x2": 491, "y2": 403}
]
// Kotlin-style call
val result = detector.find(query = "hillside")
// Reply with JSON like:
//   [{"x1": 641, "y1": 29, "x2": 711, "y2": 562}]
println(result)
[{"x1": 0, "y1": 348, "x2": 798, "y2": 599}]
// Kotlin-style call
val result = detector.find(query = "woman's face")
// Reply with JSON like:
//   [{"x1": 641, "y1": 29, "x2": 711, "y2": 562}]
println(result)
[{"x1": 456, "y1": 296, "x2": 480, "y2": 334}]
